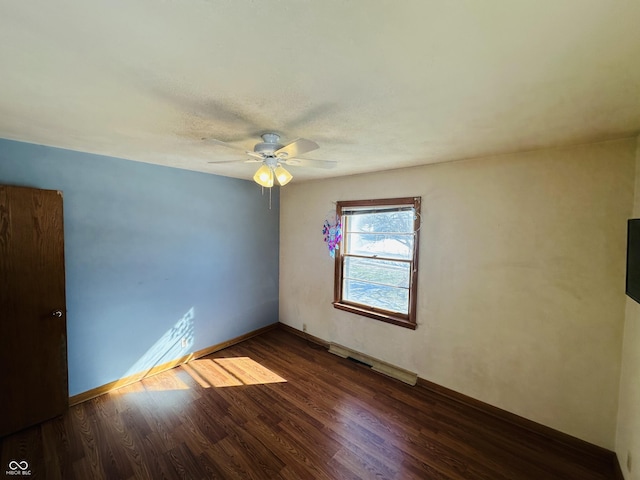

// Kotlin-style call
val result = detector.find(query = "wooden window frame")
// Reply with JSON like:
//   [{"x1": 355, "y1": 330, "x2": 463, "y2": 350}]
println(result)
[{"x1": 333, "y1": 197, "x2": 421, "y2": 330}]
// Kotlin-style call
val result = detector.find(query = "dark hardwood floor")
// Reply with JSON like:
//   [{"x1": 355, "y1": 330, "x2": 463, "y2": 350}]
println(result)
[{"x1": 1, "y1": 328, "x2": 616, "y2": 479}]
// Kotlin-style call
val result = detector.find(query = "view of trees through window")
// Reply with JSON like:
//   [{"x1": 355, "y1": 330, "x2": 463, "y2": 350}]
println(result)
[{"x1": 343, "y1": 209, "x2": 414, "y2": 313}]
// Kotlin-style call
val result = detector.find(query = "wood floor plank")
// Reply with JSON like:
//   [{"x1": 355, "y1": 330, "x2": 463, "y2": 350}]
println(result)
[
  {"x1": 0, "y1": 328, "x2": 617, "y2": 479},
  {"x1": 194, "y1": 450, "x2": 228, "y2": 480}
]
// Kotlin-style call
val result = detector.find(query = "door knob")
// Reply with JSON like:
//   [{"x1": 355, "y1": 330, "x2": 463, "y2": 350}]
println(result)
[{"x1": 51, "y1": 310, "x2": 64, "y2": 318}]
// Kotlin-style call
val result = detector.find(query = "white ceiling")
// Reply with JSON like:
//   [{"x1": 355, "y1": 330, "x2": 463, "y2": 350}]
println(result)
[{"x1": 1, "y1": 1, "x2": 639, "y2": 182}]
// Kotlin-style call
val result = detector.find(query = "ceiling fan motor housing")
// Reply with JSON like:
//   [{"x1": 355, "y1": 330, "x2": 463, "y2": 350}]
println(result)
[{"x1": 254, "y1": 133, "x2": 284, "y2": 155}]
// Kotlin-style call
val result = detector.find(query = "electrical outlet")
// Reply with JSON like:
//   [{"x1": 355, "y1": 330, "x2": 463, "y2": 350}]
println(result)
[
  {"x1": 181, "y1": 337, "x2": 187, "y2": 348},
  {"x1": 628, "y1": 451, "x2": 632, "y2": 472},
  {"x1": 302, "y1": 323, "x2": 307, "y2": 332}
]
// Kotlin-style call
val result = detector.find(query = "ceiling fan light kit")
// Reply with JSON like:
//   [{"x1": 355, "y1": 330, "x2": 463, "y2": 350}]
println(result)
[
  {"x1": 274, "y1": 165, "x2": 293, "y2": 186},
  {"x1": 253, "y1": 164, "x2": 274, "y2": 188},
  {"x1": 252, "y1": 156, "x2": 293, "y2": 188}
]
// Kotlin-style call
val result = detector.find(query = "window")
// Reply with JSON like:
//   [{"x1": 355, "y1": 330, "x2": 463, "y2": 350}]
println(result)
[{"x1": 333, "y1": 197, "x2": 421, "y2": 329}]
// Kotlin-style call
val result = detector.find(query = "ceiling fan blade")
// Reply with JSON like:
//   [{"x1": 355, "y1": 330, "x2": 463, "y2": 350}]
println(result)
[
  {"x1": 282, "y1": 158, "x2": 337, "y2": 169},
  {"x1": 207, "y1": 159, "x2": 246, "y2": 164},
  {"x1": 208, "y1": 158, "x2": 263, "y2": 164},
  {"x1": 275, "y1": 138, "x2": 319, "y2": 158},
  {"x1": 205, "y1": 138, "x2": 264, "y2": 159},
  {"x1": 205, "y1": 138, "x2": 245, "y2": 150}
]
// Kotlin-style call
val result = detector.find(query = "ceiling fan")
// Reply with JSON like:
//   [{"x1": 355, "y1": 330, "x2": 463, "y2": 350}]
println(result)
[{"x1": 207, "y1": 133, "x2": 337, "y2": 187}]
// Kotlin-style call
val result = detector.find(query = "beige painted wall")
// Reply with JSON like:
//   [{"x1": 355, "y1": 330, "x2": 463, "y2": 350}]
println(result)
[
  {"x1": 616, "y1": 135, "x2": 640, "y2": 478},
  {"x1": 280, "y1": 138, "x2": 636, "y2": 449}
]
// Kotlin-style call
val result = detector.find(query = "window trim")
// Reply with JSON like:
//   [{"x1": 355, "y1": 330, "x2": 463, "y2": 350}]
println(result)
[{"x1": 333, "y1": 197, "x2": 421, "y2": 330}]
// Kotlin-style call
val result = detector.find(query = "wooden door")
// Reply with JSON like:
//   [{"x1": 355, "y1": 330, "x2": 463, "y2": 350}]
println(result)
[{"x1": 0, "y1": 185, "x2": 68, "y2": 437}]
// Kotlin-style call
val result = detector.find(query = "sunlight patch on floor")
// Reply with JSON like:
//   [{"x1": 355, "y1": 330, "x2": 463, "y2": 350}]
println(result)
[
  {"x1": 185, "y1": 357, "x2": 287, "y2": 388},
  {"x1": 143, "y1": 373, "x2": 191, "y2": 391},
  {"x1": 181, "y1": 363, "x2": 212, "y2": 388}
]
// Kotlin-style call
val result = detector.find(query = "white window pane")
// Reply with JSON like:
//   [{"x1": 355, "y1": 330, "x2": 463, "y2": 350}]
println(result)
[
  {"x1": 348, "y1": 210, "x2": 414, "y2": 234},
  {"x1": 345, "y1": 232, "x2": 413, "y2": 260},
  {"x1": 343, "y1": 279, "x2": 409, "y2": 314},
  {"x1": 344, "y1": 257, "x2": 410, "y2": 288}
]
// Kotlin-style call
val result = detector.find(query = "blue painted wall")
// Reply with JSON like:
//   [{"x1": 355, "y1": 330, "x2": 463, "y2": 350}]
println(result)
[{"x1": 0, "y1": 139, "x2": 280, "y2": 396}]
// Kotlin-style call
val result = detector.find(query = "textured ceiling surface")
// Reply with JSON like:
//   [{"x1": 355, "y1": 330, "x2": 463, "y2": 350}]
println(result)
[{"x1": 1, "y1": 1, "x2": 639, "y2": 182}]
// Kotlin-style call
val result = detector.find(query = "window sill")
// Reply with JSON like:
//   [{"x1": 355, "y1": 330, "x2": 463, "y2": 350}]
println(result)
[{"x1": 332, "y1": 302, "x2": 417, "y2": 330}]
